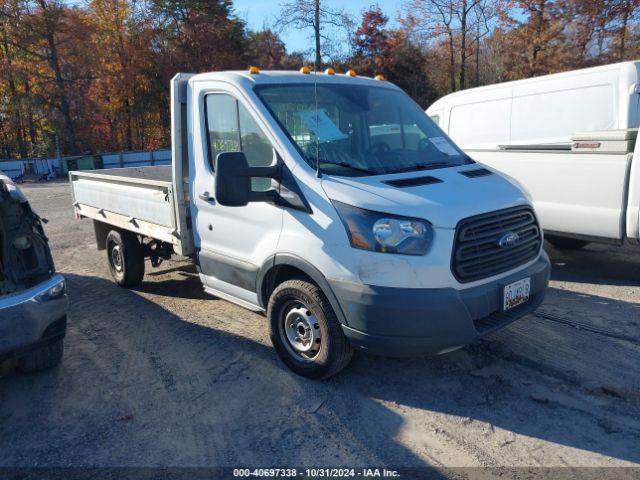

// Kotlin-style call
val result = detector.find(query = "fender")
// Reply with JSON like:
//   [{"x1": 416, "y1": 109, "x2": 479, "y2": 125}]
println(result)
[{"x1": 256, "y1": 253, "x2": 349, "y2": 326}]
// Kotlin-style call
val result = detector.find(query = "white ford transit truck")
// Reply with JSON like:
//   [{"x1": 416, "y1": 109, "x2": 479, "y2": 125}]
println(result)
[
  {"x1": 70, "y1": 69, "x2": 550, "y2": 378},
  {"x1": 427, "y1": 61, "x2": 640, "y2": 250}
]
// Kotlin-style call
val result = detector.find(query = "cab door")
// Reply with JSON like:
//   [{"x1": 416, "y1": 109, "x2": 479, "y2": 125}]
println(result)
[{"x1": 190, "y1": 85, "x2": 283, "y2": 308}]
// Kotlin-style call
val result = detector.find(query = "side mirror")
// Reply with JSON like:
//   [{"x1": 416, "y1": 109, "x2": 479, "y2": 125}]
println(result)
[
  {"x1": 215, "y1": 152, "x2": 251, "y2": 207},
  {"x1": 214, "y1": 151, "x2": 280, "y2": 207}
]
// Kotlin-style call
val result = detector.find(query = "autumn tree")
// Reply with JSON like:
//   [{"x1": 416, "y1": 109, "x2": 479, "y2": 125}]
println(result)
[
  {"x1": 350, "y1": 6, "x2": 435, "y2": 106},
  {"x1": 0, "y1": 0, "x2": 96, "y2": 155},
  {"x1": 405, "y1": 0, "x2": 499, "y2": 91},
  {"x1": 352, "y1": 6, "x2": 392, "y2": 75},
  {"x1": 276, "y1": 0, "x2": 353, "y2": 69}
]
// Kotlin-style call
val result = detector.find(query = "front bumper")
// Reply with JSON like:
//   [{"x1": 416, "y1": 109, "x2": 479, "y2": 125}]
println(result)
[
  {"x1": 0, "y1": 274, "x2": 68, "y2": 358},
  {"x1": 331, "y1": 253, "x2": 550, "y2": 357}
]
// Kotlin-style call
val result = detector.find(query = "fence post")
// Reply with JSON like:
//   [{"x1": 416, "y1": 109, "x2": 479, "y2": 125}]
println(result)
[
  {"x1": 119, "y1": 151, "x2": 124, "y2": 168},
  {"x1": 150, "y1": 150, "x2": 155, "y2": 166}
]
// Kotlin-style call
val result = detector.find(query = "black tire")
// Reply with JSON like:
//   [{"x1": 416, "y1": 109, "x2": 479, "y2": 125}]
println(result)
[
  {"x1": 106, "y1": 229, "x2": 145, "y2": 287},
  {"x1": 18, "y1": 340, "x2": 63, "y2": 373},
  {"x1": 546, "y1": 235, "x2": 589, "y2": 250},
  {"x1": 268, "y1": 278, "x2": 353, "y2": 379}
]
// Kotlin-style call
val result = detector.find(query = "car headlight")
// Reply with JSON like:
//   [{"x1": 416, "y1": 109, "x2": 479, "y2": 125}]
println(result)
[
  {"x1": 35, "y1": 279, "x2": 66, "y2": 302},
  {"x1": 12, "y1": 235, "x2": 32, "y2": 250},
  {"x1": 332, "y1": 201, "x2": 433, "y2": 255}
]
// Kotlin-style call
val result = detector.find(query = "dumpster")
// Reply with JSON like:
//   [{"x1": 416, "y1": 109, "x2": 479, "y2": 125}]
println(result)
[{"x1": 61, "y1": 154, "x2": 103, "y2": 174}]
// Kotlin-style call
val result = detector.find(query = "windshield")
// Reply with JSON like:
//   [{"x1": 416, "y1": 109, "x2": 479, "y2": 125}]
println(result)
[{"x1": 255, "y1": 83, "x2": 472, "y2": 176}]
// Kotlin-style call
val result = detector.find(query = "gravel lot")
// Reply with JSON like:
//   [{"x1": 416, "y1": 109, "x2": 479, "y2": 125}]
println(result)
[{"x1": 1, "y1": 181, "x2": 639, "y2": 471}]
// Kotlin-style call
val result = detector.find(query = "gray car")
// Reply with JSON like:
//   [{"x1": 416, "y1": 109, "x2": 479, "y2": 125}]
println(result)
[{"x1": 0, "y1": 172, "x2": 67, "y2": 372}]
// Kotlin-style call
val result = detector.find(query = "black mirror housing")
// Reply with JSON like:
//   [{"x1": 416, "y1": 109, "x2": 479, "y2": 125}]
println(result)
[
  {"x1": 215, "y1": 152, "x2": 252, "y2": 207},
  {"x1": 214, "y1": 151, "x2": 280, "y2": 207}
]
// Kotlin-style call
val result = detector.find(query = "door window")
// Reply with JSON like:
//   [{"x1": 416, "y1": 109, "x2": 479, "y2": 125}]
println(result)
[
  {"x1": 206, "y1": 95, "x2": 240, "y2": 163},
  {"x1": 205, "y1": 94, "x2": 274, "y2": 191}
]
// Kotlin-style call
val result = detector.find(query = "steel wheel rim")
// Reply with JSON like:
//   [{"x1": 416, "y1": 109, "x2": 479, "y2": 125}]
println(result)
[
  {"x1": 109, "y1": 243, "x2": 124, "y2": 273},
  {"x1": 279, "y1": 300, "x2": 321, "y2": 361}
]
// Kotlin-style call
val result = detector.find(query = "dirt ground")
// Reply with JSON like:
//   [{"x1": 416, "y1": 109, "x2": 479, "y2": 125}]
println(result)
[{"x1": 1, "y1": 181, "x2": 639, "y2": 472}]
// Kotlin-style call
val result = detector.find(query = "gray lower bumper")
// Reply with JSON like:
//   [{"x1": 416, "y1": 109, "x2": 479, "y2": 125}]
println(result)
[
  {"x1": 330, "y1": 253, "x2": 550, "y2": 357},
  {"x1": 0, "y1": 274, "x2": 68, "y2": 357}
]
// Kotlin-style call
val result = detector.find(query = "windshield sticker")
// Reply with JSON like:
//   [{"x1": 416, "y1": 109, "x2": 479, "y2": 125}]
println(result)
[
  {"x1": 429, "y1": 136, "x2": 458, "y2": 156},
  {"x1": 296, "y1": 110, "x2": 348, "y2": 142}
]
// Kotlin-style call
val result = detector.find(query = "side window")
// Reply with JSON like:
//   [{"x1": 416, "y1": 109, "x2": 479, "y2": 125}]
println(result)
[
  {"x1": 206, "y1": 94, "x2": 239, "y2": 165},
  {"x1": 205, "y1": 94, "x2": 273, "y2": 192},
  {"x1": 238, "y1": 103, "x2": 274, "y2": 192}
]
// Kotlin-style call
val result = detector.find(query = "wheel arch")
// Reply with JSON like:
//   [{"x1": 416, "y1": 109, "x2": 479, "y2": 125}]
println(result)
[{"x1": 257, "y1": 254, "x2": 348, "y2": 326}]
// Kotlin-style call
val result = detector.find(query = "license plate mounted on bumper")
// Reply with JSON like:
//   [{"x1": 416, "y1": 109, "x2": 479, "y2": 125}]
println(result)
[{"x1": 503, "y1": 277, "x2": 531, "y2": 311}]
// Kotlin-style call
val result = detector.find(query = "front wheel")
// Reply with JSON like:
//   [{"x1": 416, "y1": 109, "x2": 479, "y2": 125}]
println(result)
[
  {"x1": 18, "y1": 340, "x2": 63, "y2": 373},
  {"x1": 268, "y1": 278, "x2": 353, "y2": 379},
  {"x1": 106, "y1": 230, "x2": 145, "y2": 287}
]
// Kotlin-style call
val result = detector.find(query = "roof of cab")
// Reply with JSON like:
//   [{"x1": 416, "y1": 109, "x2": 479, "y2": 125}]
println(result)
[{"x1": 188, "y1": 70, "x2": 400, "y2": 90}]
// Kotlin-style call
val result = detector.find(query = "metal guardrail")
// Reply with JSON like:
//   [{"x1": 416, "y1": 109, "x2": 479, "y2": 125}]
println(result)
[{"x1": 0, "y1": 149, "x2": 171, "y2": 180}]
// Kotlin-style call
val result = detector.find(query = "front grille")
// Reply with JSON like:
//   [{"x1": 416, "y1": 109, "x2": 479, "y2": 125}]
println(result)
[{"x1": 452, "y1": 206, "x2": 541, "y2": 283}]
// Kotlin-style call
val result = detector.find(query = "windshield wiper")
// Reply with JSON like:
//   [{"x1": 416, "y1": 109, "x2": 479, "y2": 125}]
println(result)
[{"x1": 316, "y1": 160, "x2": 378, "y2": 175}]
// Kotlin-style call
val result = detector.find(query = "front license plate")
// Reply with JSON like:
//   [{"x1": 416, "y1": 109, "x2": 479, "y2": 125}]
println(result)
[{"x1": 503, "y1": 278, "x2": 531, "y2": 311}]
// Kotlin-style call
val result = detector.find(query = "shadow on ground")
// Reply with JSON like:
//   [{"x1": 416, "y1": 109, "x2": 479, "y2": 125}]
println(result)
[
  {"x1": 546, "y1": 241, "x2": 640, "y2": 286},
  {"x1": 0, "y1": 266, "x2": 638, "y2": 467}
]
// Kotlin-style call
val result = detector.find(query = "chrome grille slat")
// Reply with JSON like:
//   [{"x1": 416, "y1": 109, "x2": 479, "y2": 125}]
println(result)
[{"x1": 452, "y1": 206, "x2": 542, "y2": 283}]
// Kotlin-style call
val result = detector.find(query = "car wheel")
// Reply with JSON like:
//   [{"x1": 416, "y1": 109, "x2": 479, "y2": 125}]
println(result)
[
  {"x1": 268, "y1": 278, "x2": 353, "y2": 379},
  {"x1": 18, "y1": 339, "x2": 63, "y2": 373},
  {"x1": 106, "y1": 229, "x2": 145, "y2": 287}
]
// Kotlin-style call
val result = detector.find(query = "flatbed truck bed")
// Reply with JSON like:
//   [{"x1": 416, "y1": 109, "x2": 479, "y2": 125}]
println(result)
[{"x1": 70, "y1": 165, "x2": 193, "y2": 256}]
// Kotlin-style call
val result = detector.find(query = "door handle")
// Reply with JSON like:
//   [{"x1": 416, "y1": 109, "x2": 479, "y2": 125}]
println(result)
[{"x1": 199, "y1": 192, "x2": 214, "y2": 202}]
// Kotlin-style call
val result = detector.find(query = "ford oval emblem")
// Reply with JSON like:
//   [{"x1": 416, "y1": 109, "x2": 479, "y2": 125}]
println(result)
[{"x1": 498, "y1": 232, "x2": 520, "y2": 248}]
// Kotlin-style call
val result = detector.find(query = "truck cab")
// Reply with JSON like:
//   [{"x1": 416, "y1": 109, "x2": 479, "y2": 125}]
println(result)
[{"x1": 72, "y1": 69, "x2": 550, "y2": 378}]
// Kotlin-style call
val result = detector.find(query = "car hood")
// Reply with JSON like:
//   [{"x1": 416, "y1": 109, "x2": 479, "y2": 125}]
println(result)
[{"x1": 321, "y1": 165, "x2": 530, "y2": 229}]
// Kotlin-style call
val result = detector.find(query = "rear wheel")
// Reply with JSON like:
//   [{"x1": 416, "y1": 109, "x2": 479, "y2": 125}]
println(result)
[
  {"x1": 106, "y1": 230, "x2": 145, "y2": 287},
  {"x1": 268, "y1": 278, "x2": 353, "y2": 379},
  {"x1": 546, "y1": 235, "x2": 589, "y2": 250}
]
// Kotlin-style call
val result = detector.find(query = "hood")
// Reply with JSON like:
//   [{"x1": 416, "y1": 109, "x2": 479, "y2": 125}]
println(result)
[
  {"x1": 321, "y1": 165, "x2": 530, "y2": 228},
  {"x1": 0, "y1": 173, "x2": 54, "y2": 296}
]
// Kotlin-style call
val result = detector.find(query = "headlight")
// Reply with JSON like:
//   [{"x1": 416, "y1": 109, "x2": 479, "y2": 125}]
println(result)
[
  {"x1": 12, "y1": 235, "x2": 32, "y2": 250},
  {"x1": 332, "y1": 201, "x2": 433, "y2": 255},
  {"x1": 35, "y1": 279, "x2": 66, "y2": 302}
]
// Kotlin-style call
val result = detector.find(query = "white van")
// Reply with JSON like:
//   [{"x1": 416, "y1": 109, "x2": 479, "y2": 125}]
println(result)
[
  {"x1": 427, "y1": 61, "x2": 640, "y2": 248},
  {"x1": 70, "y1": 70, "x2": 550, "y2": 378}
]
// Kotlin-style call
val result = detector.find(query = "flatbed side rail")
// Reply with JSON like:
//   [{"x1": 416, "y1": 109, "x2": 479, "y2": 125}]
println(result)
[{"x1": 69, "y1": 169, "x2": 191, "y2": 256}]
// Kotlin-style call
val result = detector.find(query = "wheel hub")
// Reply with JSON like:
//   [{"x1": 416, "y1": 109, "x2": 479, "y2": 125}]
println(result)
[
  {"x1": 283, "y1": 304, "x2": 321, "y2": 356},
  {"x1": 110, "y1": 245, "x2": 123, "y2": 272}
]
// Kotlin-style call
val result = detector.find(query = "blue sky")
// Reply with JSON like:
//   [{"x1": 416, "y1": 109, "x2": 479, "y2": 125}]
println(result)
[{"x1": 232, "y1": 0, "x2": 403, "y2": 54}]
